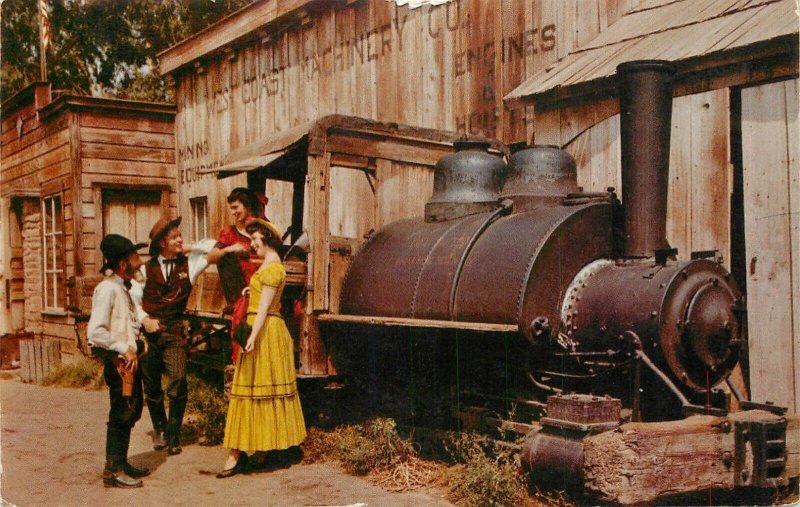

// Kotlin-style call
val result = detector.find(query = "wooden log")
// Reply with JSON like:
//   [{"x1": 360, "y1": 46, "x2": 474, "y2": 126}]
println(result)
[{"x1": 582, "y1": 410, "x2": 799, "y2": 505}]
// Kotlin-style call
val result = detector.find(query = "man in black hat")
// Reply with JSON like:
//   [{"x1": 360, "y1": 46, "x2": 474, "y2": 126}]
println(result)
[
  {"x1": 87, "y1": 234, "x2": 150, "y2": 488},
  {"x1": 135, "y1": 217, "x2": 237, "y2": 455}
]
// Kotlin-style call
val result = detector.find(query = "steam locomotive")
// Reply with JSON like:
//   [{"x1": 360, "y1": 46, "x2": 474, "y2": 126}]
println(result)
[{"x1": 336, "y1": 61, "x2": 748, "y2": 424}]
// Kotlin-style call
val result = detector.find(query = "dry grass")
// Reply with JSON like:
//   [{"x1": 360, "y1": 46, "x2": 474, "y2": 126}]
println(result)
[
  {"x1": 442, "y1": 431, "x2": 530, "y2": 507},
  {"x1": 40, "y1": 358, "x2": 105, "y2": 389},
  {"x1": 302, "y1": 417, "x2": 445, "y2": 492},
  {"x1": 301, "y1": 419, "x2": 566, "y2": 506}
]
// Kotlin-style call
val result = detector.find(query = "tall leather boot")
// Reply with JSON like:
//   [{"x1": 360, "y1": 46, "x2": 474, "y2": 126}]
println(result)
[
  {"x1": 165, "y1": 395, "x2": 187, "y2": 455},
  {"x1": 103, "y1": 426, "x2": 142, "y2": 488},
  {"x1": 120, "y1": 426, "x2": 150, "y2": 478},
  {"x1": 146, "y1": 396, "x2": 168, "y2": 450}
]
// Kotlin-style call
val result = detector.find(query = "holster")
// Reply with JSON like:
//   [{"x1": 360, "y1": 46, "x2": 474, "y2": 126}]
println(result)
[
  {"x1": 93, "y1": 345, "x2": 141, "y2": 399},
  {"x1": 111, "y1": 356, "x2": 136, "y2": 398}
]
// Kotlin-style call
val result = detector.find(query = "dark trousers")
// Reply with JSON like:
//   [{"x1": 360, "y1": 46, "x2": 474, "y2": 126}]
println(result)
[
  {"x1": 98, "y1": 350, "x2": 143, "y2": 470},
  {"x1": 141, "y1": 328, "x2": 187, "y2": 447}
]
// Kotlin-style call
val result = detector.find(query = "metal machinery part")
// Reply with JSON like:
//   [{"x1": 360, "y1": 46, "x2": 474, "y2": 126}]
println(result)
[
  {"x1": 618, "y1": 60, "x2": 675, "y2": 258},
  {"x1": 339, "y1": 59, "x2": 748, "y2": 416},
  {"x1": 501, "y1": 144, "x2": 579, "y2": 200},
  {"x1": 521, "y1": 395, "x2": 622, "y2": 489},
  {"x1": 424, "y1": 140, "x2": 506, "y2": 222},
  {"x1": 560, "y1": 258, "x2": 744, "y2": 392},
  {"x1": 341, "y1": 147, "x2": 615, "y2": 334}
]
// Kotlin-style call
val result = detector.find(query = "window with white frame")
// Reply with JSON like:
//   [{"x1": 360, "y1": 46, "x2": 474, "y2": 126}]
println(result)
[
  {"x1": 42, "y1": 194, "x2": 66, "y2": 310},
  {"x1": 190, "y1": 196, "x2": 208, "y2": 241}
]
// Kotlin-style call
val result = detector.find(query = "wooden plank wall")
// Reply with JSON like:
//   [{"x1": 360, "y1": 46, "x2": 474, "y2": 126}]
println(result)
[
  {"x1": 741, "y1": 78, "x2": 799, "y2": 414},
  {"x1": 175, "y1": 0, "x2": 637, "y2": 239},
  {"x1": 79, "y1": 111, "x2": 176, "y2": 266},
  {"x1": 666, "y1": 89, "x2": 731, "y2": 268}
]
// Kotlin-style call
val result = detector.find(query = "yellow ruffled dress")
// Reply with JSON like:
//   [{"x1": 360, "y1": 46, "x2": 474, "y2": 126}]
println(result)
[{"x1": 223, "y1": 262, "x2": 306, "y2": 452}]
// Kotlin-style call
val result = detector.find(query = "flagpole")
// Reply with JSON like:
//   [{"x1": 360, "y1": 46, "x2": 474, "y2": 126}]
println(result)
[{"x1": 38, "y1": 0, "x2": 48, "y2": 81}]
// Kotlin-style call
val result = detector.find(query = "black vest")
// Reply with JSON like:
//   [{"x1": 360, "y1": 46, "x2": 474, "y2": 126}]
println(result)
[{"x1": 142, "y1": 255, "x2": 192, "y2": 321}]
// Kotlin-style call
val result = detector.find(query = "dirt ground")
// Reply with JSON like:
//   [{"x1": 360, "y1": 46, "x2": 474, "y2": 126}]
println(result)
[{"x1": 0, "y1": 378, "x2": 453, "y2": 507}]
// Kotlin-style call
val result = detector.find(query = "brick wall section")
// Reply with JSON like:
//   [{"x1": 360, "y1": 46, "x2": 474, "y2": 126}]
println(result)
[{"x1": 22, "y1": 200, "x2": 42, "y2": 334}]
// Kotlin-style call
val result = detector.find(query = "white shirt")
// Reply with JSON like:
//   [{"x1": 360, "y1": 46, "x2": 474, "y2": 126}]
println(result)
[
  {"x1": 87, "y1": 274, "x2": 140, "y2": 355},
  {"x1": 129, "y1": 239, "x2": 216, "y2": 321}
]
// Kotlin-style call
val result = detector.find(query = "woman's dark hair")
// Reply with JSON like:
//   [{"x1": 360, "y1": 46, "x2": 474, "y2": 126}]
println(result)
[
  {"x1": 227, "y1": 187, "x2": 258, "y2": 215},
  {"x1": 246, "y1": 221, "x2": 283, "y2": 251}
]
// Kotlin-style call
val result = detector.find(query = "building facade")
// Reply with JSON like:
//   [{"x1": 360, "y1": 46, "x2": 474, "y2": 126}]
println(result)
[{"x1": 0, "y1": 83, "x2": 176, "y2": 361}]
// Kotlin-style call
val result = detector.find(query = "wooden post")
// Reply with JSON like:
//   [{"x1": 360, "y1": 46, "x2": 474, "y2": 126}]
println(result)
[
  {"x1": 308, "y1": 153, "x2": 331, "y2": 311},
  {"x1": 20, "y1": 340, "x2": 31, "y2": 382},
  {"x1": 34, "y1": 338, "x2": 44, "y2": 382}
]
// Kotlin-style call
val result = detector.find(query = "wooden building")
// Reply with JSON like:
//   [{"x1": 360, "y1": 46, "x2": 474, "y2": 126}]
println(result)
[
  {"x1": 504, "y1": 0, "x2": 799, "y2": 413},
  {"x1": 0, "y1": 82, "x2": 176, "y2": 362},
  {"x1": 157, "y1": 0, "x2": 798, "y2": 413}
]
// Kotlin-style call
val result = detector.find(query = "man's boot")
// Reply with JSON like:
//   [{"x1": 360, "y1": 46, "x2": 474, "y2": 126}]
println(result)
[
  {"x1": 103, "y1": 460, "x2": 143, "y2": 488},
  {"x1": 146, "y1": 397, "x2": 168, "y2": 451},
  {"x1": 165, "y1": 395, "x2": 187, "y2": 455},
  {"x1": 104, "y1": 427, "x2": 142, "y2": 488},
  {"x1": 120, "y1": 426, "x2": 150, "y2": 478}
]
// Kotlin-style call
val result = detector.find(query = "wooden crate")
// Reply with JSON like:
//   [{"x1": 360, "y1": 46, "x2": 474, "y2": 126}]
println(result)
[{"x1": 19, "y1": 338, "x2": 61, "y2": 383}]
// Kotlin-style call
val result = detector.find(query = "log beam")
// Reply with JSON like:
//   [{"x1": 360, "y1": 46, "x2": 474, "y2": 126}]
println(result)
[{"x1": 582, "y1": 411, "x2": 799, "y2": 505}]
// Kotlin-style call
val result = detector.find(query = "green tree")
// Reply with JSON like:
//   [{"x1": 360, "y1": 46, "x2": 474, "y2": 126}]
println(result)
[{"x1": 1, "y1": 0, "x2": 251, "y2": 103}]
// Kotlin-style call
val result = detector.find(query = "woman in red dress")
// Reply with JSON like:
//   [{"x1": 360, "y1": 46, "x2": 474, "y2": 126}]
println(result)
[
  {"x1": 208, "y1": 187, "x2": 267, "y2": 281},
  {"x1": 208, "y1": 188, "x2": 268, "y2": 360}
]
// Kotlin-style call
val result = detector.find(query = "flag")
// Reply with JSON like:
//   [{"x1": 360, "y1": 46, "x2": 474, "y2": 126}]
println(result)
[{"x1": 38, "y1": 0, "x2": 50, "y2": 51}]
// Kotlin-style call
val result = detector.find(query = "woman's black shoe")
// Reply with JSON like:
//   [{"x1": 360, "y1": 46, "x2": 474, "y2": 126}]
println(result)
[{"x1": 216, "y1": 456, "x2": 247, "y2": 479}]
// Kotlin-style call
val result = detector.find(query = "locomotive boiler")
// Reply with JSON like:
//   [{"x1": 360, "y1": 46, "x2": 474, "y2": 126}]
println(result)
[{"x1": 338, "y1": 60, "x2": 747, "y2": 423}]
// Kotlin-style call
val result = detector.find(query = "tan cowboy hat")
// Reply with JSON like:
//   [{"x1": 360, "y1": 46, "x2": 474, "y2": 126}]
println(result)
[
  {"x1": 148, "y1": 216, "x2": 182, "y2": 256},
  {"x1": 246, "y1": 218, "x2": 282, "y2": 243}
]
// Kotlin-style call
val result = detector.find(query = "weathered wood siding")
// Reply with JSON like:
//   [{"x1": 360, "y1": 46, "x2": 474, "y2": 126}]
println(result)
[
  {"x1": 174, "y1": 0, "x2": 636, "y2": 236},
  {"x1": 79, "y1": 111, "x2": 177, "y2": 277},
  {"x1": 741, "y1": 78, "x2": 799, "y2": 414}
]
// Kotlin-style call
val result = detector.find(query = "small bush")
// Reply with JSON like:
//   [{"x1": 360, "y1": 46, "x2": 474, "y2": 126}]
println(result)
[
  {"x1": 40, "y1": 358, "x2": 104, "y2": 389},
  {"x1": 301, "y1": 426, "x2": 342, "y2": 463},
  {"x1": 185, "y1": 374, "x2": 228, "y2": 445},
  {"x1": 444, "y1": 431, "x2": 529, "y2": 507},
  {"x1": 342, "y1": 417, "x2": 417, "y2": 475}
]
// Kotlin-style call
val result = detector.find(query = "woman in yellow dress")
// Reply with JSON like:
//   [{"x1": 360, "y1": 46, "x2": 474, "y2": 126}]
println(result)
[{"x1": 217, "y1": 219, "x2": 306, "y2": 478}]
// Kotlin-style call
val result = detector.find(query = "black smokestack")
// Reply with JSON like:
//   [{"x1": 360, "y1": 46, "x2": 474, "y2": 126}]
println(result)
[{"x1": 617, "y1": 60, "x2": 675, "y2": 258}]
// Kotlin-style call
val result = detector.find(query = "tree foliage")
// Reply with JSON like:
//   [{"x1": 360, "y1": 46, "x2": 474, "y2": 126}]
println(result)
[{"x1": 1, "y1": 0, "x2": 251, "y2": 103}]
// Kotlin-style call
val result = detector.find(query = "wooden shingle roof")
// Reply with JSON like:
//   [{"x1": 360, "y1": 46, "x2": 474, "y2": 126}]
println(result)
[{"x1": 504, "y1": 0, "x2": 799, "y2": 108}]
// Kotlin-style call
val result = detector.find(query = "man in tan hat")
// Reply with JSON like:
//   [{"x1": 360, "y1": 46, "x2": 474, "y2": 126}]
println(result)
[
  {"x1": 88, "y1": 234, "x2": 150, "y2": 488},
  {"x1": 133, "y1": 217, "x2": 240, "y2": 455}
]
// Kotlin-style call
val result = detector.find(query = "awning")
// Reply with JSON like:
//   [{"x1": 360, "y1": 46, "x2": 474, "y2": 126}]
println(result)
[
  {"x1": 504, "y1": 0, "x2": 798, "y2": 109},
  {"x1": 197, "y1": 121, "x2": 312, "y2": 178}
]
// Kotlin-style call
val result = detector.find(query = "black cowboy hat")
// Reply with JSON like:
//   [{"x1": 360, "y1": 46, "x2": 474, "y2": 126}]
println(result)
[
  {"x1": 148, "y1": 216, "x2": 182, "y2": 256},
  {"x1": 99, "y1": 234, "x2": 147, "y2": 273}
]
